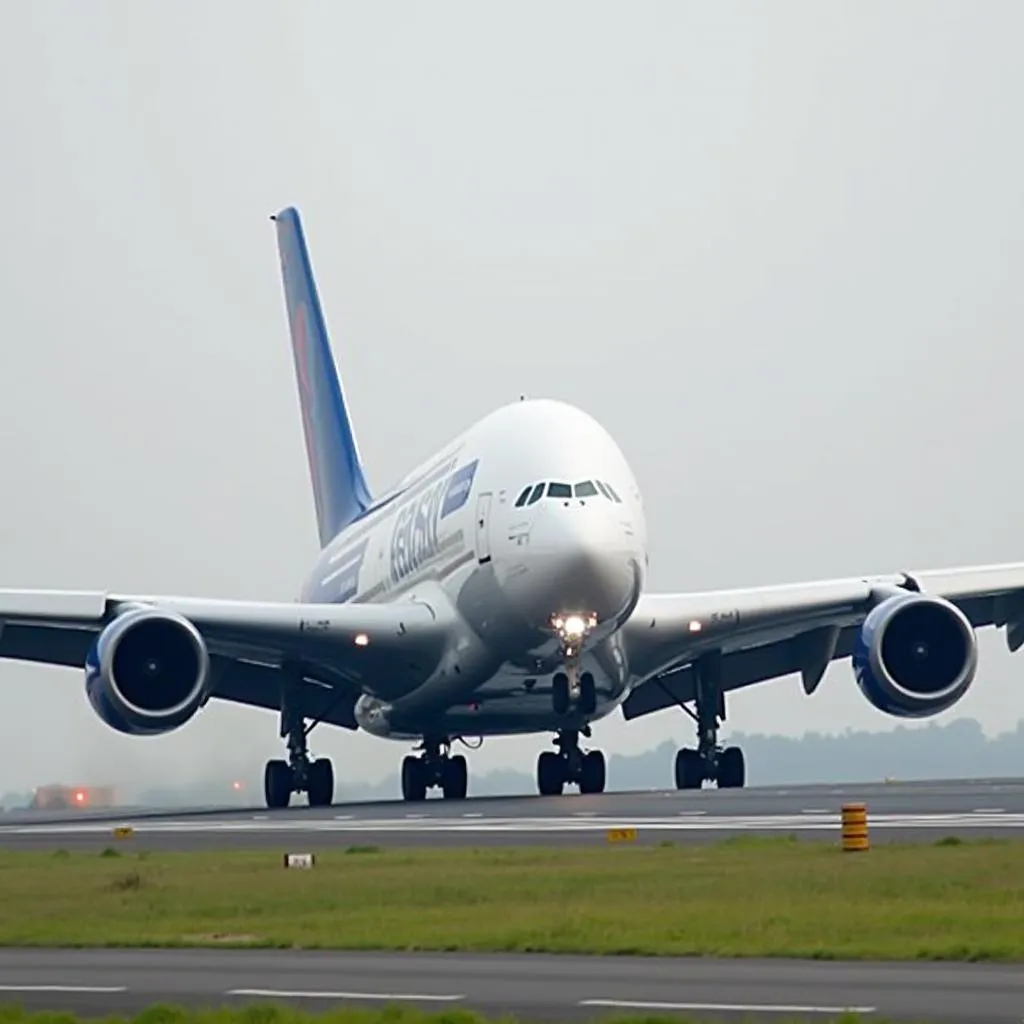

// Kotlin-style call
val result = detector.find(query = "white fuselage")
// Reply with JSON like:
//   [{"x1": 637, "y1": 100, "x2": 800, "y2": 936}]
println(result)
[{"x1": 300, "y1": 398, "x2": 648, "y2": 741}]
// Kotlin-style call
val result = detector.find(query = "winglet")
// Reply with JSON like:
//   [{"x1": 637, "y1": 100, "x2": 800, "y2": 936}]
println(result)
[{"x1": 272, "y1": 206, "x2": 373, "y2": 546}]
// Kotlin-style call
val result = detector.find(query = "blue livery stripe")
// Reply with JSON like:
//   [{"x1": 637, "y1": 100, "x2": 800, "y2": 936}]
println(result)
[
  {"x1": 440, "y1": 459, "x2": 479, "y2": 519},
  {"x1": 272, "y1": 206, "x2": 373, "y2": 547}
]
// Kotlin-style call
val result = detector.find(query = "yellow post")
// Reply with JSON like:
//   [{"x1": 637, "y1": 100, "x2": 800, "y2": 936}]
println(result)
[{"x1": 841, "y1": 802, "x2": 869, "y2": 851}]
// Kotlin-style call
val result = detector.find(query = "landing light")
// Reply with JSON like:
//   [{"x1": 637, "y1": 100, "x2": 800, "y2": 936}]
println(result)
[
  {"x1": 563, "y1": 615, "x2": 587, "y2": 637},
  {"x1": 354, "y1": 633, "x2": 370, "y2": 647},
  {"x1": 688, "y1": 620, "x2": 702, "y2": 633}
]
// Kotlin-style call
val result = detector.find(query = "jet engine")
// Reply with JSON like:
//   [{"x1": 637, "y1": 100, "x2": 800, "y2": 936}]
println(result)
[
  {"x1": 852, "y1": 590, "x2": 977, "y2": 718},
  {"x1": 84, "y1": 607, "x2": 211, "y2": 735}
]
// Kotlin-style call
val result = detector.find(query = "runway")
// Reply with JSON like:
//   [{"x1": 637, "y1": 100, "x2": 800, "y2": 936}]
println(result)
[
  {"x1": 0, "y1": 948, "x2": 1020, "y2": 1022},
  {"x1": 2, "y1": 777, "x2": 1024, "y2": 850}
]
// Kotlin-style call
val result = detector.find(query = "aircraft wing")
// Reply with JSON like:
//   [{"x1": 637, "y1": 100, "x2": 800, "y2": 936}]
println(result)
[
  {"x1": 620, "y1": 562, "x2": 1024, "y2": 721},
  {"x1": 0, "y1": 589, "x2": 451, "y2": 728}
]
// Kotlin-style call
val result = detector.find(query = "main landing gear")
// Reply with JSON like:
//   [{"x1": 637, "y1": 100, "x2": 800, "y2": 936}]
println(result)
[
  {"x1": 263, "y1": 665, "x2": 336, "y2": 809},
  {"x1": 537, "y1": 727, "x2": 606, "y2": 796},
  {"x1": 674, "y1": 651, "x2": 746, "y2": 790},
  {"x1": 400, "y1": 738, "x2": 469, "y2": 802}
]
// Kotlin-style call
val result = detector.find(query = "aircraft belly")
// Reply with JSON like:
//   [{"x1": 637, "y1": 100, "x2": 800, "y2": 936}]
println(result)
[{"x1": 387, "y1": 661, "x2": 629, "y2": 739}]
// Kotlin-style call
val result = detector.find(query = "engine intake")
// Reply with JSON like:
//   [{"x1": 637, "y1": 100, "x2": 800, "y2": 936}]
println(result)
[
  {"x1": 85, "y1": 607, "x2": 210, "y2": 735},
  {"x1": 852, "y1": 591, "x2": 976, "y2": 718}
]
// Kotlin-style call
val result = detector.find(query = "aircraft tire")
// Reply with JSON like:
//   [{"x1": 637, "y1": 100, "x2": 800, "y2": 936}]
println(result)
[
  {"x1": 674, "y1": 748, "x2": 702, "y2": 790},
  {"x1": 718, "y1": 746, "x2": 746, "y2": 788},
  {"x1": 442, "y1": 754, "x2": 468, "y2": 799},
  {"x1": 578, "y1": 673, "x2": 597, "y2": 716},
  {"x1": 401, "y1": 755, "x2": 428, "y2": 802},
  {"x1": 307, "y1": 757, "x2": 334, "y2": 807},
  {"x1": 537, "y1": 750, "x2": 564, "y2": 796},
  {"x1": 264, "y1": 759, "x2": 293, "y2": 809},
  {"x1": 552, "y1": 673, "x2": 570, "y2": 716},
  {"x1": 579, "y1": 749, "x2": 606, "y2": 794}
]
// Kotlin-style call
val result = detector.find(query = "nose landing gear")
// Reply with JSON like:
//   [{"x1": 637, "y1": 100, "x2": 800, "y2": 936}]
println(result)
[
  {"x1": 550, "y1": 613, "x2": 599, "y2": 717},
  {"x1": 673, "y1": 651, "x2": 746, "y2": 790}
]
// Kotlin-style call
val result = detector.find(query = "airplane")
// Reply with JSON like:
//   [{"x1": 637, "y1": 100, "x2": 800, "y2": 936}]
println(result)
[{"x1": 3, "y1": 205, "x2": 1024, "y2": 809}]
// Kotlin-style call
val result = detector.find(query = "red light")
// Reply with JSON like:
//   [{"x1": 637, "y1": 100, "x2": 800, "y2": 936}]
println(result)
[
  {"x1": 74, "y1": 790, "x2": 85, "y2": 803},
  {"x1": 232, "y1": 781, "x2": 242, "y2": 790}
]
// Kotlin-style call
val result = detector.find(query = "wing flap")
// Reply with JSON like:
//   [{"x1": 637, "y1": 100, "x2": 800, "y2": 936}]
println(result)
[{"x1": 621, "y1": 624, "x2": 857, "y2": 721}]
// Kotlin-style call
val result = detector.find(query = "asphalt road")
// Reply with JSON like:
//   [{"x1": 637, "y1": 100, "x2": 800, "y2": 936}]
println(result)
[
  {"x1": 0, "y1": 948, "x2": 1019, "y2": 1022},
  {"x1": 3, "y1": 777, "x2": 1024, "y2": 850}
]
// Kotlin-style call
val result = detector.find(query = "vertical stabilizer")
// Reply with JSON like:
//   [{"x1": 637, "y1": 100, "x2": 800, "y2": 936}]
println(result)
[{"x1": 272, "y1": 207, "x2": 373, "y2": 546}]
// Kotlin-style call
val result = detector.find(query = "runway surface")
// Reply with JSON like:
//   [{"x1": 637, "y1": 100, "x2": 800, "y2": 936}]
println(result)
[
  {"x1": 0, "y1": 948, "x2": 1020, "y2": 1022},
  {"x1": 3, "y1": 777, "x2": 1024, "y2": 850}
]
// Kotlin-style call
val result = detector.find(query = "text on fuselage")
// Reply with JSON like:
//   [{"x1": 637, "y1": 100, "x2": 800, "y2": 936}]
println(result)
[{"x1": 390, "y1": 458, "x2": 479, "y2": 584}]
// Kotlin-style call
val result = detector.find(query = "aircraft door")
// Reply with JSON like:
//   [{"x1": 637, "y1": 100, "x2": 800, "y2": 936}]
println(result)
[{"x1": 475, "y1": 492, "x2": 492, "y2": 563}]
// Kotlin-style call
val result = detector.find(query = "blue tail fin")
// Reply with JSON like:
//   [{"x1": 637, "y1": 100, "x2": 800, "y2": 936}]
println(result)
[{"x1": 272, "y1": 206, "x2": 373, "y2": 546}]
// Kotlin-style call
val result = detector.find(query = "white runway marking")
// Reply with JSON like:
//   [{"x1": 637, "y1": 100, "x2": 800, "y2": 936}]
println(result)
[
  {"x1": 5, "y1": 811, "x2": 1024, "y2": 836},
  {"x1": 0, "y1": 985, "x2": 128, "y2": 993},
  {"x1": 580, "y1": 998, "x2": 876, "y2": 1014},
  {"x1": 228, "y1": 989, "x2": 464, "y2": 1002}
]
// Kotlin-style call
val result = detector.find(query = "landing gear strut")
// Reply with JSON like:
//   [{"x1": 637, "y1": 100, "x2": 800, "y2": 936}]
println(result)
[
  {"x1": 674, "y1": 652, "x2": 745, "y2": 790},
  {"x1": 550, "y1": 614, "x2": 599, "y2": 717},
  {"x1": 536, "y1": 727, "x2": 606, "y2": 796},
  {"x1": 263, "y1": 665, "x2": 335, "y2": 809},
  {"x1": 400, "y1": 737, "x2": 468, "y2": 802}
]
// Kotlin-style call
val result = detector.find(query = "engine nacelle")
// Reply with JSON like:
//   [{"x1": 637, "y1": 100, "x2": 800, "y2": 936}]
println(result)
[
  {"x1": 852, "y1": 590, "x2": 977, "y2": 718},
  {"x1": 84, "y1": 607, "x2": 211, "y2": 736}
]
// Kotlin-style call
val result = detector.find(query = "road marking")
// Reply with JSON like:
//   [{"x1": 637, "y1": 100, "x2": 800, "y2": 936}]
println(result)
[
  {"x1": 579, "y1": 999, "x2": 875, "y2": 1014},
  {"x1": 0, "y1": 986, "x2": 128, "y2": 993},
  {"x1": 227, "y1": 989, "x2": 463, "y2": 1002},
  {"x1": 462, "y1": 813, "x2": 483, "y2": 818},
  {"x1": 801, "y1": 808, "x2": 828, "y2": 814},
  {"x1": 7, "y1": 811, "x2": 1024, "y2": 837},
  {"x1": 973, "y1": 808, "x2": 1005, "y2": 813},
  {"x1": 333, "y1": 815, "x2": 353, "y2": 820}
]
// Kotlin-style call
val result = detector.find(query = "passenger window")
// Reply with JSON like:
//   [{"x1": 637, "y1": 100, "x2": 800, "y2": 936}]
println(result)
[
  {"x1": 514, "y1": 486, "x2": 532, "y2": 507},
  {"x1": 527, "y1": 483, "x2": 545, "y2": 505},
  {"x1": 574, "y1": 481, "x2": 599, "y2": 498},
  {"x1": 547, "y1": 482, "x2": 572, "y2": 499}
]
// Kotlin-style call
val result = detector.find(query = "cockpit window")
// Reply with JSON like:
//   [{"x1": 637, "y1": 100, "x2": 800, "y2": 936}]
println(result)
[
  {"x1": 547, "y1": 482, "x2": 572, "y2": 499},
  {"x1": 603, "y1": 481, "x2": 623, "y2": 503},
  {"x1": 574, "y1": 480, "x2": 599, "y2": 498},
  {"x1": 514, "y1": 486, "x2": 532, "y2": 507},
  {"x1": 595, "y1": 480, "x2": 612, "y2": 500},
  {"x1": 527, "y1": 482, "x2": 545, "y2": 505}
]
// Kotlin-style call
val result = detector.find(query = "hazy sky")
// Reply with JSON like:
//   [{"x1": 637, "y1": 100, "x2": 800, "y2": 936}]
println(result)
[{"x1": 1, "y1": 1, "x2": 1022, "y2": 796}]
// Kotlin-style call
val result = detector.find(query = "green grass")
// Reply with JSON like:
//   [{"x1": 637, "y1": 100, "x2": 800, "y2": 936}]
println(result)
[
  {"x1": 0, "y1": 1004, "x2": 888, "y2": 1024},
  {"x1": 1, "y1": 836, "x2": 1023, "y2": 960}
]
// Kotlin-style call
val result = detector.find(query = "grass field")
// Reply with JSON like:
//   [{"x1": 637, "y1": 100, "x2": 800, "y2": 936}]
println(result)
[
  {"x1": 0, "y1": 1004, "x2": 889, "y2": 1024},
  {"x1": 0, "y1": 835, "x2": 1022, "y2": 960}
]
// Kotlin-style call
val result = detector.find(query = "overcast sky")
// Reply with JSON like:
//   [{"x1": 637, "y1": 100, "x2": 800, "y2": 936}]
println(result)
[{"x1": 1, "y1": 1, "x2": 1022, "y2": 797}]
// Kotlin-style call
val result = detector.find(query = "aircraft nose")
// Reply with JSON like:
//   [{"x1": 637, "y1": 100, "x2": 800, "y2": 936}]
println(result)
[{"x1": 504, "y1": 506, "x2": 642, "y2": 631}]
